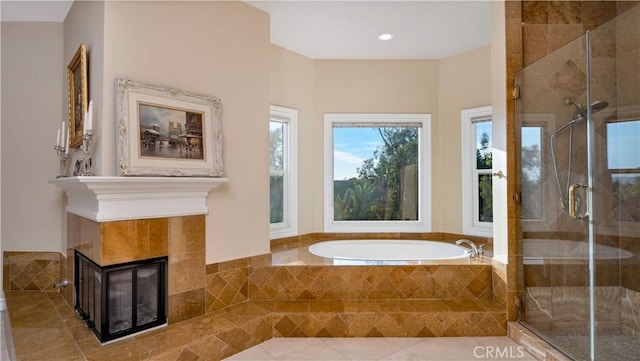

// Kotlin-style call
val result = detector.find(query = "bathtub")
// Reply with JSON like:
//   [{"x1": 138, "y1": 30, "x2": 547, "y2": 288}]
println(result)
[
  {"x1": 523, "y1": 238, "x2": 633, "y2": 265},
  {"x1": 308, "y1": 240, "x2": 470, "y2": 263}
]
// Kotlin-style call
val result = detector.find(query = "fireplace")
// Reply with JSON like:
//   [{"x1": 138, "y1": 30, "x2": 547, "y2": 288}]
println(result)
[
  {"x1": 75, "y1": 251, "x2": 167, "y2": 343},
  {"x1": 50, "y1": 177, "x2": 227, "y2": 337}
]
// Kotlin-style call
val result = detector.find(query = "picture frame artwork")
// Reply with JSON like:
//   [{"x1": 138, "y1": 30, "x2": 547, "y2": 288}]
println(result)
[
  {"x1": 67, "y1": 43, "x2": 88, "y2": 148},
  {"x1": 116, "y1": 79, "x2": 224, "y2": 177}
]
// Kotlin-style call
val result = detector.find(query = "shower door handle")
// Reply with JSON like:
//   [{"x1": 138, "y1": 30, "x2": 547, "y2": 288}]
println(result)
[{"x1": 568, "y1": 183, "x2": 589, "y2": 219}]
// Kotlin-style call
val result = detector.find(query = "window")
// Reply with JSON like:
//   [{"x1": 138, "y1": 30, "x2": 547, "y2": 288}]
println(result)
[
  {"x1": 607, "y1": 119, "x2": 640, "y2": 222},
  {"x1": 324, "y1": 114, "x2": 431, "y2": 232},
  {"x1": 270, "y1": 105, "x2": 298, "y2": 238},
  {"x1": 521, "y1": 126, "x2": 543, "y2": 220},
  {"x1": 461, "y1": 106, "x2": 493, "y2": 236}
]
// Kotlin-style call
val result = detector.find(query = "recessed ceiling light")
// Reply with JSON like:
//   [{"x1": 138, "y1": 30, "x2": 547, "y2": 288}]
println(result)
[{"x1": 378, "y1": 33, "x2": 394, "y2": 41}]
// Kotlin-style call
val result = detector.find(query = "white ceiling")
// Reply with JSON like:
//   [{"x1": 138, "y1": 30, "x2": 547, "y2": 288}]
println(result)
[
  {"x1": 0, "y1": 0, "x2": 493, "y2": 60},
  {"x1": 247, "y1": 1, "x2": 492, "y2": 59},
  {"x1": 1, "y1": 0, "x2": 73, "y2": 22}
]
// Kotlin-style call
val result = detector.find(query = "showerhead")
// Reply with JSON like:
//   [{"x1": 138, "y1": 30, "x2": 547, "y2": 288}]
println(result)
[
  {"x1": 564, "y1": 99, "x2": 609, "y2": 125},
  {"x1": 564, "y1": 99, "x2": 609, "y2": 124},
  {"x1": 589, "y1": 100, "x2": 609, "y2": 113},
  {"x1": 552, "y1": 99, "x2": 609, "y2": 215}
]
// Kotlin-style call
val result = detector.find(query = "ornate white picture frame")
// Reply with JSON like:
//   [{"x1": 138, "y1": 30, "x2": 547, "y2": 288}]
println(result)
[{"x1": 116, "y1": 79, "x2": 223, "y2": 177}]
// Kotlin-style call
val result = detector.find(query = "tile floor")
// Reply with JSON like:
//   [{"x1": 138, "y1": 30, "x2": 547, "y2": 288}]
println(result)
[
  {"x1": 225, "y1": 337, "x2": 537, "y2": 360},
  {"x1": 1, "y1": 295, "x2": 17, "y2": 361},
  {"x1": 3, "y1": 290, "x2": 536, "y2": 361}
]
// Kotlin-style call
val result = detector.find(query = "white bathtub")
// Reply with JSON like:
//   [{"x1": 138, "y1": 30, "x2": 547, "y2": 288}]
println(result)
[{"x1": 308, "y1": 240, "x2": 470, "y2": 262}]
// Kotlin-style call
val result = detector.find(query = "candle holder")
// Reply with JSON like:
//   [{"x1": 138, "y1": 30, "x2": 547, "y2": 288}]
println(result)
[
  {"x1": 81, "y1": 130, "x2": 94, "y2": 176},
  {"x1": 54, "y1": 145, "x2": 70, "y2": 178}
]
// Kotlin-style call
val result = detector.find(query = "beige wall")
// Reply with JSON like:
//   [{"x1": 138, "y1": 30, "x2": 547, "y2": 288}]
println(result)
[
  {"x1": 1, "y1": 23, "x2": 65, "y2": 252},
  {"x1": 62, "y1": 0, "x2": 105, "y2": 254},
  {"x1": 270, "y1": 45, "x2": 316, "y2": 234},
  {"x1": 437, "y1": 47, "x2": 493, "y2": 232},
  {"x1": 272, "y1": 52, "x2": 492, "y2": 233},
  {"x1": 491, "y1": 0, "x2": 508, "y2": 261},
  {"x1": 101, "y1": 1, "x2": 271, "y2": 263},
  {"x1": 314, "y1": 59, "x2": 440, "y2": 230},
  {"x1": 64, "y1": 0, "x2": 105, "y2": 174}
]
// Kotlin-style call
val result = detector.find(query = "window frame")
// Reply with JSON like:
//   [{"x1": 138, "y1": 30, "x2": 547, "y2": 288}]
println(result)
[
  {"x1": 323, "y1": 113, "x2": 431, "y2": 233},
  {"x1": 269, "y1": 105, "x2": 298, "y2": 239},
  {"x1": 461, "y1": 106, "x2": 493, "y2": 237},
  {"x1": 520, "y1": 113, "x2": 556, "y2": 233},
  {"x1": 603, "y1": 116, "x2": 640, "y2": 226}
]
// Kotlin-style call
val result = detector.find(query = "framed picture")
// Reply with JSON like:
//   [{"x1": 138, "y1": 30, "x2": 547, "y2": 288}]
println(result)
[
  {"x1": 67, "y1": 43, "x2": 88, "y2": 148},
  {"x1": 116, "y1": 79, "x2": 224, "y2": 177}
]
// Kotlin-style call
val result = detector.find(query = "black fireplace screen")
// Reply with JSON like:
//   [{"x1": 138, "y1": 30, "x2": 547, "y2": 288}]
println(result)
[{"x1": 75, "y1": 251, "x2": 167, "y2": 343}]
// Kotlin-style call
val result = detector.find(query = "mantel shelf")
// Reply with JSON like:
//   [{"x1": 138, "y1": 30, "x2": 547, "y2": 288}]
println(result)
[{"x1": 49, "y1": 176, "x2": 228, "y2": 222}]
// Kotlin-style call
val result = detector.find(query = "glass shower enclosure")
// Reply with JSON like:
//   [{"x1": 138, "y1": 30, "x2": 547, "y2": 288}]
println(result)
[{"x1": 516, "y1": 4, "x2": 640, "y2": 361}]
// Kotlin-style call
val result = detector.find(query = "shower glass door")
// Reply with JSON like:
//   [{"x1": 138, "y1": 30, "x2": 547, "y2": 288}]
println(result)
[
  {"x1": 517, "y1": 4, "x2": 640, "y2": 361},
  {"x1": 516, "y1": 31, "x2": 592, "y2": 360}
]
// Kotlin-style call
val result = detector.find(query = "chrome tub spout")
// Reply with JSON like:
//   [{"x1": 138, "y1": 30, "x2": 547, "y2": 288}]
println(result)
[{"x1": 456, "y1": 239, "x2": 483, "y2": 258}]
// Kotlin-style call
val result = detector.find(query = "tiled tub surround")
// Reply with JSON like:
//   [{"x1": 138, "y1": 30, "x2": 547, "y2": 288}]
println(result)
[{"x1": 206, "y1": 234, "x2": 507, "y2": 339}]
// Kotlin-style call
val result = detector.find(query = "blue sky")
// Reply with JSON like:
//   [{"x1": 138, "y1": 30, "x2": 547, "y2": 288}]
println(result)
[
  {"x1": 521, "y1": 126, "x2": 540, "y2": 149},
  {"x1": 333, "y1": 124, "x2": 496, "y2": 180},
  {"x1": 332, "y1": 120, "x2": 640, "y2": 181},
  {"x1": 333, "y1": 127, "x2": 382, "y2": 180},
  {"x1": 607, "y1": 121, "x2": 640, "y2": 169}
]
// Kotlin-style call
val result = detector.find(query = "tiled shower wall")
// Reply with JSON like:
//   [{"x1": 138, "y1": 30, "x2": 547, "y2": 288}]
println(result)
[
  {"x1": 505, "y1": 0, "x2": 640, "y2": 322},
  {"x1": 525, "y1": 286, "x2": 640, "y2": 335}
]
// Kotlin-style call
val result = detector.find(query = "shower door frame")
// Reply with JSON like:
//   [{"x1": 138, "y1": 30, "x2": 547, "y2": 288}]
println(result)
[{"x1": 515, "y1": 30, "x2": 598, "y2": 361}]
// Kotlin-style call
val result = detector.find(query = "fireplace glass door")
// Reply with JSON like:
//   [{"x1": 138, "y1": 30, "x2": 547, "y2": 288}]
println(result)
[{"x1": 75, "y1": 252, "x2": 167, "y2": 343}]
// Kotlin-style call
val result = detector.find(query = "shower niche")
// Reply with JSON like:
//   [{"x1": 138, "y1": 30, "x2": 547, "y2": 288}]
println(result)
[{"x1": 74, "y1": 251, "x2": 167, "y2": 343}]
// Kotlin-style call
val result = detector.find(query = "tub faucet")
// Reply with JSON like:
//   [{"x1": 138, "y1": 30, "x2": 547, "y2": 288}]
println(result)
[{"x1": 456, "y1": 239, "x2": 482, "y2": 258}]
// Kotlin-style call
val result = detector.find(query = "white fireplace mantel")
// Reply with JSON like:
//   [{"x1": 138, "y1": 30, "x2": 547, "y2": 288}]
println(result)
[{"x1": 49, "y1": 176, "x2": 228, "y2": 222}]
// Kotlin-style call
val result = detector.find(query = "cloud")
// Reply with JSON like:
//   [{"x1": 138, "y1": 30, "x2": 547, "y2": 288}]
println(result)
[
  {"x1": 333, "y1": 151, "x2": 365, "y2": 180},
  {"x1": 334, "y1": 150, "x2": 364, "y2": 165},
  {"x1": 334, "y1": 141, "x2": 379, "y2": 155}
]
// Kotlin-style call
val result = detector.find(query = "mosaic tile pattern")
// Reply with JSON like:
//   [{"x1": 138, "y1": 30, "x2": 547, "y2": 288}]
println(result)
[
  {"x1": 262, "y1": 299, "x2": 506, "y2": 338},
  {"x1": 2, "y1": 252, "x2": 60, "y2": 292},
  {"x1": 248, "y1": 265, "x2": 493, "y2": 301},
  {"x1": 493, "y1": 268, "x2": 508, "y2": 307},
  {"x1": 206, "y1": 266, "x2": 248, "y2": 313}
]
